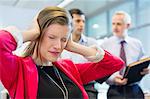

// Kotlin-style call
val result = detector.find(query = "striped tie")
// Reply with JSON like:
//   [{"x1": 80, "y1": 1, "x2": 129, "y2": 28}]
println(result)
[{"x1": 120, "y1": 40, "x2": 126, "y2": 66}]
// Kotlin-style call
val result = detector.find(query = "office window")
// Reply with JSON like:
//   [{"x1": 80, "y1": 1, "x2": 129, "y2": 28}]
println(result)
[
  {"x1": 109, "y1": 1, "x2": 135, "y2": 32},
  {"x1": 129, "y1": 26, "x2": 150, "y2": 56},
  {"x1": 138, "y1": 0, "x2": 150, "y2": 26},
  {"x1": 87, "y1": 12, "x2": 107, "y2": 39}
]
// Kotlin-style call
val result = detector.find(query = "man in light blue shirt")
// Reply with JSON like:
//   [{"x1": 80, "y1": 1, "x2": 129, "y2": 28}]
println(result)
[{"x1": 100, "y1": 11, "x2": 149, "y2": 99}]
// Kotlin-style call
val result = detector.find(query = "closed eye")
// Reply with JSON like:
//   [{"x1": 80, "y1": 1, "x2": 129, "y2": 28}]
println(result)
[
  {"x1": 48, "y1": 36, "x2": 55, "y2": 39},
  {"x1": 61, "y1": 38, "x2": 67, "y2": 42}
]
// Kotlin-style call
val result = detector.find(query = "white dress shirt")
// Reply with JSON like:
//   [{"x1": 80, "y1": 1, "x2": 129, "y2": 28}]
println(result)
[{"x1": 100, "y1": 35, "x2": 145, "y2": 85}]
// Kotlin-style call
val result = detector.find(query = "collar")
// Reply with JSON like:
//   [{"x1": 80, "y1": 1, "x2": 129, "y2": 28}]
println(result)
[
  {"x1": 114, "y1": 34, "x2": 129, "y2": 44},
  {"x1": 78, "y1": 34, "x2": 87, "y2": 44}
]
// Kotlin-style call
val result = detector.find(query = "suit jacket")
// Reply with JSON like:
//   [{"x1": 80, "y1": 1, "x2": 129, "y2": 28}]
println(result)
[{"x1": 0, "y1": 30, "x2": 124, "y2": 99}]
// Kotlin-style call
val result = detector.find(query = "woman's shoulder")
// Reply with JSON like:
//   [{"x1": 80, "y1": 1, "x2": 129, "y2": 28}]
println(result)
[
  {"x1": 54, "y1": 59, "x2": 80, "y2": 73},
  {"x1": 55, "y1": 59, "x2": 75, "y2": 67}
]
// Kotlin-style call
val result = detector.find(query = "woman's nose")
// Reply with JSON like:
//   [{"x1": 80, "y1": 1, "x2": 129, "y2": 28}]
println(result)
[{"x1": 54, "y1": 40, "x2": 61, "y2": 50}]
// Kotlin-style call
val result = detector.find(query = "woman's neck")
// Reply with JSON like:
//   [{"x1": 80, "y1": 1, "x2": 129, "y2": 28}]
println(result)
[
  {"x1": 32, "y1": 49, "x2": 53, "y2": 66},
  {"x1": 33, "y1": 56, "x2": 53, "y2": 66}
]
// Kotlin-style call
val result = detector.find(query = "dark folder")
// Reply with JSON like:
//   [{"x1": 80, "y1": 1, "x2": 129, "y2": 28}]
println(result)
[{"x1": 123, "y1": 57, "x2": 150, "y2": 85}]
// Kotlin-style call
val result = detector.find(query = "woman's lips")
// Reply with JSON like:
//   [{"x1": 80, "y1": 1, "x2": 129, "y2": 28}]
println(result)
[{"x1": 49, "y1": 51, "x2": 60, "y2": 57}]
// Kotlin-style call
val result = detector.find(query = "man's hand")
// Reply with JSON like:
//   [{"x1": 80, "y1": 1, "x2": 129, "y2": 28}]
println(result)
[
  {"x1": 141, "y1": 68, "x2": 150, "y2": 75},
  {"x1": 114, "y1": 74, "x2": 128, "y2": 85}
]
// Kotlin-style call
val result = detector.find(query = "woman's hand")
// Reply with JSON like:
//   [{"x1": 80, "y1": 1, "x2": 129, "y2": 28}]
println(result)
[
  {"x1": 22, "y1": 15, "x2": 40, "y2": 42},
  {"x1": 30, "y1": 15, "x2": 40, "y2": 38},
  {"x1": 64, "y1": 34, "x2": 75, "y2": 52},
  {"x1": 64, "y1": 34, "x2": 99, "y2": 60}
]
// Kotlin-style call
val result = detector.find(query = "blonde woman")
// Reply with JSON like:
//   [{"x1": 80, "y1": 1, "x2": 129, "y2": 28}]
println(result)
[{"x1": 0, "y1": 7, "x2": 123, "y2": 99}]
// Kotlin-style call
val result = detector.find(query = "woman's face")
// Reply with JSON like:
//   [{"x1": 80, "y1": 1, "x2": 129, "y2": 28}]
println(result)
[{"x1": 40, "y1": 24, "x2": 70, "y2": 62}]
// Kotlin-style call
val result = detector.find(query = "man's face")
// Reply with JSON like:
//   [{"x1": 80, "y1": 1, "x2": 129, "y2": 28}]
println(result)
[
  {"x1": 112, "y1": 14, "x2": 129, "y2": 38},
  {"x1": 72, "y1": 14, "x2": 85, "y2": 35}
]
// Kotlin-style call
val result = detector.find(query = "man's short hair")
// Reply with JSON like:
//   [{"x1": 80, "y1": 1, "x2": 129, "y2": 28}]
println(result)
[
  {"x1": 114, "y1": 11, "x2": 131, "y2": 24},
  {"x1": 69, "y1": 8, "x2": 84, "y2": 18}
]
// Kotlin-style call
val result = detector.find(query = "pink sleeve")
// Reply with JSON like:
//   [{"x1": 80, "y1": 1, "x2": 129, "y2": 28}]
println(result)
[
  {"x1": 76, "y1": 50, "x2": 124, "y2": 84},
  {"x1": 0, "y1": 30, "x2": 19, "y2": 89}
]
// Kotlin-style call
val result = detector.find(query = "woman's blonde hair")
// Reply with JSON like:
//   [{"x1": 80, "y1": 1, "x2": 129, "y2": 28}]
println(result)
[{"x1": 23, "y1": 6, "x2": 72, "y2": 61}]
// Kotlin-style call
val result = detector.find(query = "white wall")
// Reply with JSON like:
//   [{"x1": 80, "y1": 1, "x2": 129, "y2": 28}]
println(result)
[{"x1": 0, "y1": 5, "x2": 38, "y2": 29}]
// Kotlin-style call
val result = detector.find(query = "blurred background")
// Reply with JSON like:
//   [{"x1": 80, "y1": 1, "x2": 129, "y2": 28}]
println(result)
[{"x1": 0, "y1": 0, "x2": 150, "y2": 99}]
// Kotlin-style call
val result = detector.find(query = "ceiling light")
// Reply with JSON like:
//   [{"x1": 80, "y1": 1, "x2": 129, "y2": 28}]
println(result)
[
  {"x1": 57, "y1": 0, "x2": 74, "y2": 7},
  {"x1": 92, "y1": 24, "x2": 99, "y2": 29}
]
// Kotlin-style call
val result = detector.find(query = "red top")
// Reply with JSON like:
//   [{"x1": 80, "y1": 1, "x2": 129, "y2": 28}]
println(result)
[{"x1": 0, "y1": 30, "x2": 124, "y2": 99}]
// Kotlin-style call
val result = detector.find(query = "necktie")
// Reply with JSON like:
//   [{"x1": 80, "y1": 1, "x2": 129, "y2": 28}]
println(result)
[{"x1": 120, "y1": 40, "x2": 126, "y2": 66}]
